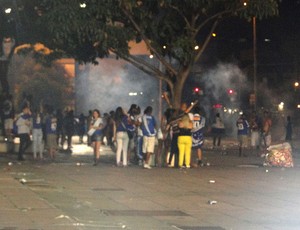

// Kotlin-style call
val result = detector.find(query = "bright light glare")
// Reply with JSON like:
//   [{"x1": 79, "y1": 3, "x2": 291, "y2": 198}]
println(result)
[
  {"x1": 149, "y1": 54, "x2": 154, "y2": 59},
  {"x1": 294, "y1": 82, "x2": 299, "y2": 87},
  {"x1": 5, "y1": 8, "x2": 12, "y2": 14},
  {"x1": 163, "y1": 45, "x2": 167, "y2": 49},
  {"x1": 80, "y1": 3, "x2": 87, "y2": 8},
  {"x1": 129, "y1": 92, "x2": 138, "y2": 96},
  {"x1": 243, "y1": 2, "x2": 247, "y2": 6},
  {"x1": 212, "y1": 33, "x2": 217, "y2": 37},
  {"x1": 278, "y1": 102, "x2": 284, "y2": 111},
  {"x1": 194, "y1": 45, "x2": 199, "y2": 50}
]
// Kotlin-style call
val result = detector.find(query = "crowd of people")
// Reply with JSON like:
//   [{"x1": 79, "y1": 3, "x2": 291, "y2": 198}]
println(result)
[
  {"x1": 83, "y1": 101, "x2": 208, "y2": 169},
  {"x1": 0, "y1": 92, "x2": 294, "y2": 169}
]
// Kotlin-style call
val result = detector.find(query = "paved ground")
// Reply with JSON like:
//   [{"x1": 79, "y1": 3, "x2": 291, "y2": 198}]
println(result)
[{"x1": 0, "y1": 137, "x2": 300, "y2": 230}]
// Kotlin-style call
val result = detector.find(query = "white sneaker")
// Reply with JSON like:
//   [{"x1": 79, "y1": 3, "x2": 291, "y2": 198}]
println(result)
[{"x1": 143, "y1": 164, "x2": 152, "y2": 169}]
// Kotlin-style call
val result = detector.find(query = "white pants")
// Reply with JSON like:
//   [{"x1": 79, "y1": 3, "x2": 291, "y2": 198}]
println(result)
[
  {"x1": 251, "y1": 131, "x2": 260, "y2": 147},
  {"x1": 32, "y1": 129, "x2": 44, "y2": 158},
  {"x1": 116, "y1": 131, "x2": 129, "y2": 166}
]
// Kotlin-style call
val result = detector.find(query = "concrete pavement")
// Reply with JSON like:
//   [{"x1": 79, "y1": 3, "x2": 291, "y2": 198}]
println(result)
[{"x1": 0, "y1": 137, "x2": 300, "y2": 230}]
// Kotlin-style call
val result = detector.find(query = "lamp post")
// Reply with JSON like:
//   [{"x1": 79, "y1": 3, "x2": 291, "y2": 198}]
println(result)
[{"x1": 253, "y1": 16, "x2": 257, "y2": 110}]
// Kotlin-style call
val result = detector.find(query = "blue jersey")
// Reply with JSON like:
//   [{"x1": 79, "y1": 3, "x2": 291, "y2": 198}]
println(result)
[
  {"x1": 141, "y1": 114, "x2": 156, "y2": 137},
  {"x1": 46, "y1": 116, "x2": 57, "y2": 134},
  {"x1": 192, "y1": 113, "x2": 205, "y2": 148},
  {"x1": 236, "y1": 118, "x2": 249, "y2": 135}
]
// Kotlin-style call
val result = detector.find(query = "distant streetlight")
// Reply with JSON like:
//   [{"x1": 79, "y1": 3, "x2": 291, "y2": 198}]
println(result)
[
  {"x1": 5, "y1": 8, "x2": 12, "y2": 14},
  {"x1": 294, "y1": 81, "x2": 299, "y2": 87},
  {"x1": 80, "y1": 3, "x2": 86, "y2": 8}
]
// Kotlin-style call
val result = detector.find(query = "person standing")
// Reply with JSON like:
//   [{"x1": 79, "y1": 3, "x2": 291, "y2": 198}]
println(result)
[
  {"x1": 107, "y1": 110, "x2": 116, "y2": 151},
  {"x1": 114, "y1": 107, "x2": 130, "y2": 167},
  {"x1": 88, "y1": 109, "x2": 103, "y2": 166},
  {"x1": 86, "y1": 110, "x2": 93, "y2": 146},
  {"x1": 16, "y1": 106, "x2": 32, "y2": 161},
  {"x1": 45, "y1": 110, "x2": 58, "y2": 160},
  {"x1": 32, "y1": 110, "x2": 44, "y2": 160},
  {"x1": 167, "y1": 110, "x2": 180, "y2": 167},
  {"x1": 236, "y1": 113, "x2": 250, "y2": 157},
  {"x1": 141, "y1": 106, "x2": 157, "y2": 169},
  {"x1": 249, "y1": 111, "x2": 261, "y2": 155},
  {"x1": 167, "y1": 102, "x2": 196, "y2": 168},
  {"x1": 127, "y1": 104, "x2": 139, "y2": 164},
  {"x1": 177, "y1": 113, "x2": 193, "y2": 169},
  {"x1": 78, "y1": 113, "x2": 86, "y2": 144},
  {"x1": 285, "y1": 115, "x2": 292, "y2": 142},
  {"x1": 262, "y1": 111, "x2": 272, "y2": 148},
  {"x1": 63, "y1": 110, "x2": 75, "y2": 152},
  {"x1": 211, "y1": 113, "x2": 225, "y2": 148},
  {"x1": 2, "y1": 94, "x2": 14, "y2": 141},
  {"x1": 191, "y1": 106, "x2": 206, "y2": 167},
  {"x1": 55, "y1": 109, "x2": 64, "y2": 148}
]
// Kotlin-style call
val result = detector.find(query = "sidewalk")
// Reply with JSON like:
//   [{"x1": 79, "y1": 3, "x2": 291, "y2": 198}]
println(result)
[{"x1": 0, "y1": 137, "x2": 300, "y2": 229}]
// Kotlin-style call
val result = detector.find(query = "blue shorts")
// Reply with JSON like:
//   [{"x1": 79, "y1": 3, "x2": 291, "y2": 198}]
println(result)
[{"x1": 91, "y1": 134, "x2": 102, "y2": 142}]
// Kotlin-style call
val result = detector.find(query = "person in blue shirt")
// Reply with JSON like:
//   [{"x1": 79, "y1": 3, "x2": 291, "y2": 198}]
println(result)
[
  {"x1": 141, "y1": 106, "x2": 157, "y2": 169},
  {"x1": 114, "y1": 107, "x2": 130, "y2": 167},
  {"x1": 236, "y1": 113, "x2": 250, "y2": 157}
]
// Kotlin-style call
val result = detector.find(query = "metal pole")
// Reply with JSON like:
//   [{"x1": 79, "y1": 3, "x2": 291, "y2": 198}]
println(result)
[
  {"x1": 253, "y1": 17, "x2": 257, "y2": 110},
  {"x1": 158, "y1": 61, "x2": 163, "y2": 125}
]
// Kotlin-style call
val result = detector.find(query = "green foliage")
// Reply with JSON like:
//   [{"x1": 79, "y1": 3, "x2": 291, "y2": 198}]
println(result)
[
  {"x1": 8, "y1": 54, "x2": 73, "y2": 110},
  {"x1": 38, "y1": 0, "x2": 279, "y2": 107},
  {"x1": 40, "y1": 0, "x2": 279, "y2": 65}
]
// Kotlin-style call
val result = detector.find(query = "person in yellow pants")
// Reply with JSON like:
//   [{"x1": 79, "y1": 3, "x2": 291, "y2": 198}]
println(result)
[{"x1": 177, "y1": 113, "x2": 193, "y2": 169}]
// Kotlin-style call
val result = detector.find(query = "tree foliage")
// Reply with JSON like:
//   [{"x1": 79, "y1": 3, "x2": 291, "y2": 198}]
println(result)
[
  {"x1": 8, "y1": 54, "x2": 73, "y2": 111},
  {"x1": 38, "y1": 0, "x2": 279, "y2": 108}
]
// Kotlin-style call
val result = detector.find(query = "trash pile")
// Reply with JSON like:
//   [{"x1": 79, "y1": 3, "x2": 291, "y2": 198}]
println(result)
[{"x1": 264, "y1": 142, "x2": 294, "y2": 168}]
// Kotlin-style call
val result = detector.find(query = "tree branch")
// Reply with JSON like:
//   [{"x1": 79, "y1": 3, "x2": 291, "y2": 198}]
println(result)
[
  {"x1": 194, "y1": 19, "x2": 219, "y2": 62},
  {"x1": 121, "y1": 7, "x2": 178, "y2": 77},
  {"x1": 110, "y1": 48, "x2": 173, "y2": 86}
]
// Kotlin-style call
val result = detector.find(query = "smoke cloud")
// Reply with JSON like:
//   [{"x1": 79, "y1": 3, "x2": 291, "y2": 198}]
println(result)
[{"x1": 75, "y1": 56, "x2": 159, "y2": 116}]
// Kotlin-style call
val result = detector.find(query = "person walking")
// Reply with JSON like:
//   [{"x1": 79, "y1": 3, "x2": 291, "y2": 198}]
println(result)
[
  {"x1": 88, "y1": 109, "x2": 103, "y2": 166},
  {"x1": 177, "y1": 113, "x2": 193, "y2": 169}
]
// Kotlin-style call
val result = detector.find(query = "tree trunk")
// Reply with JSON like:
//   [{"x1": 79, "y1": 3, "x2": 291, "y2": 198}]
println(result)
[{"x1": 171, "y1": 67, "x2": 191, "y2": 109}]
